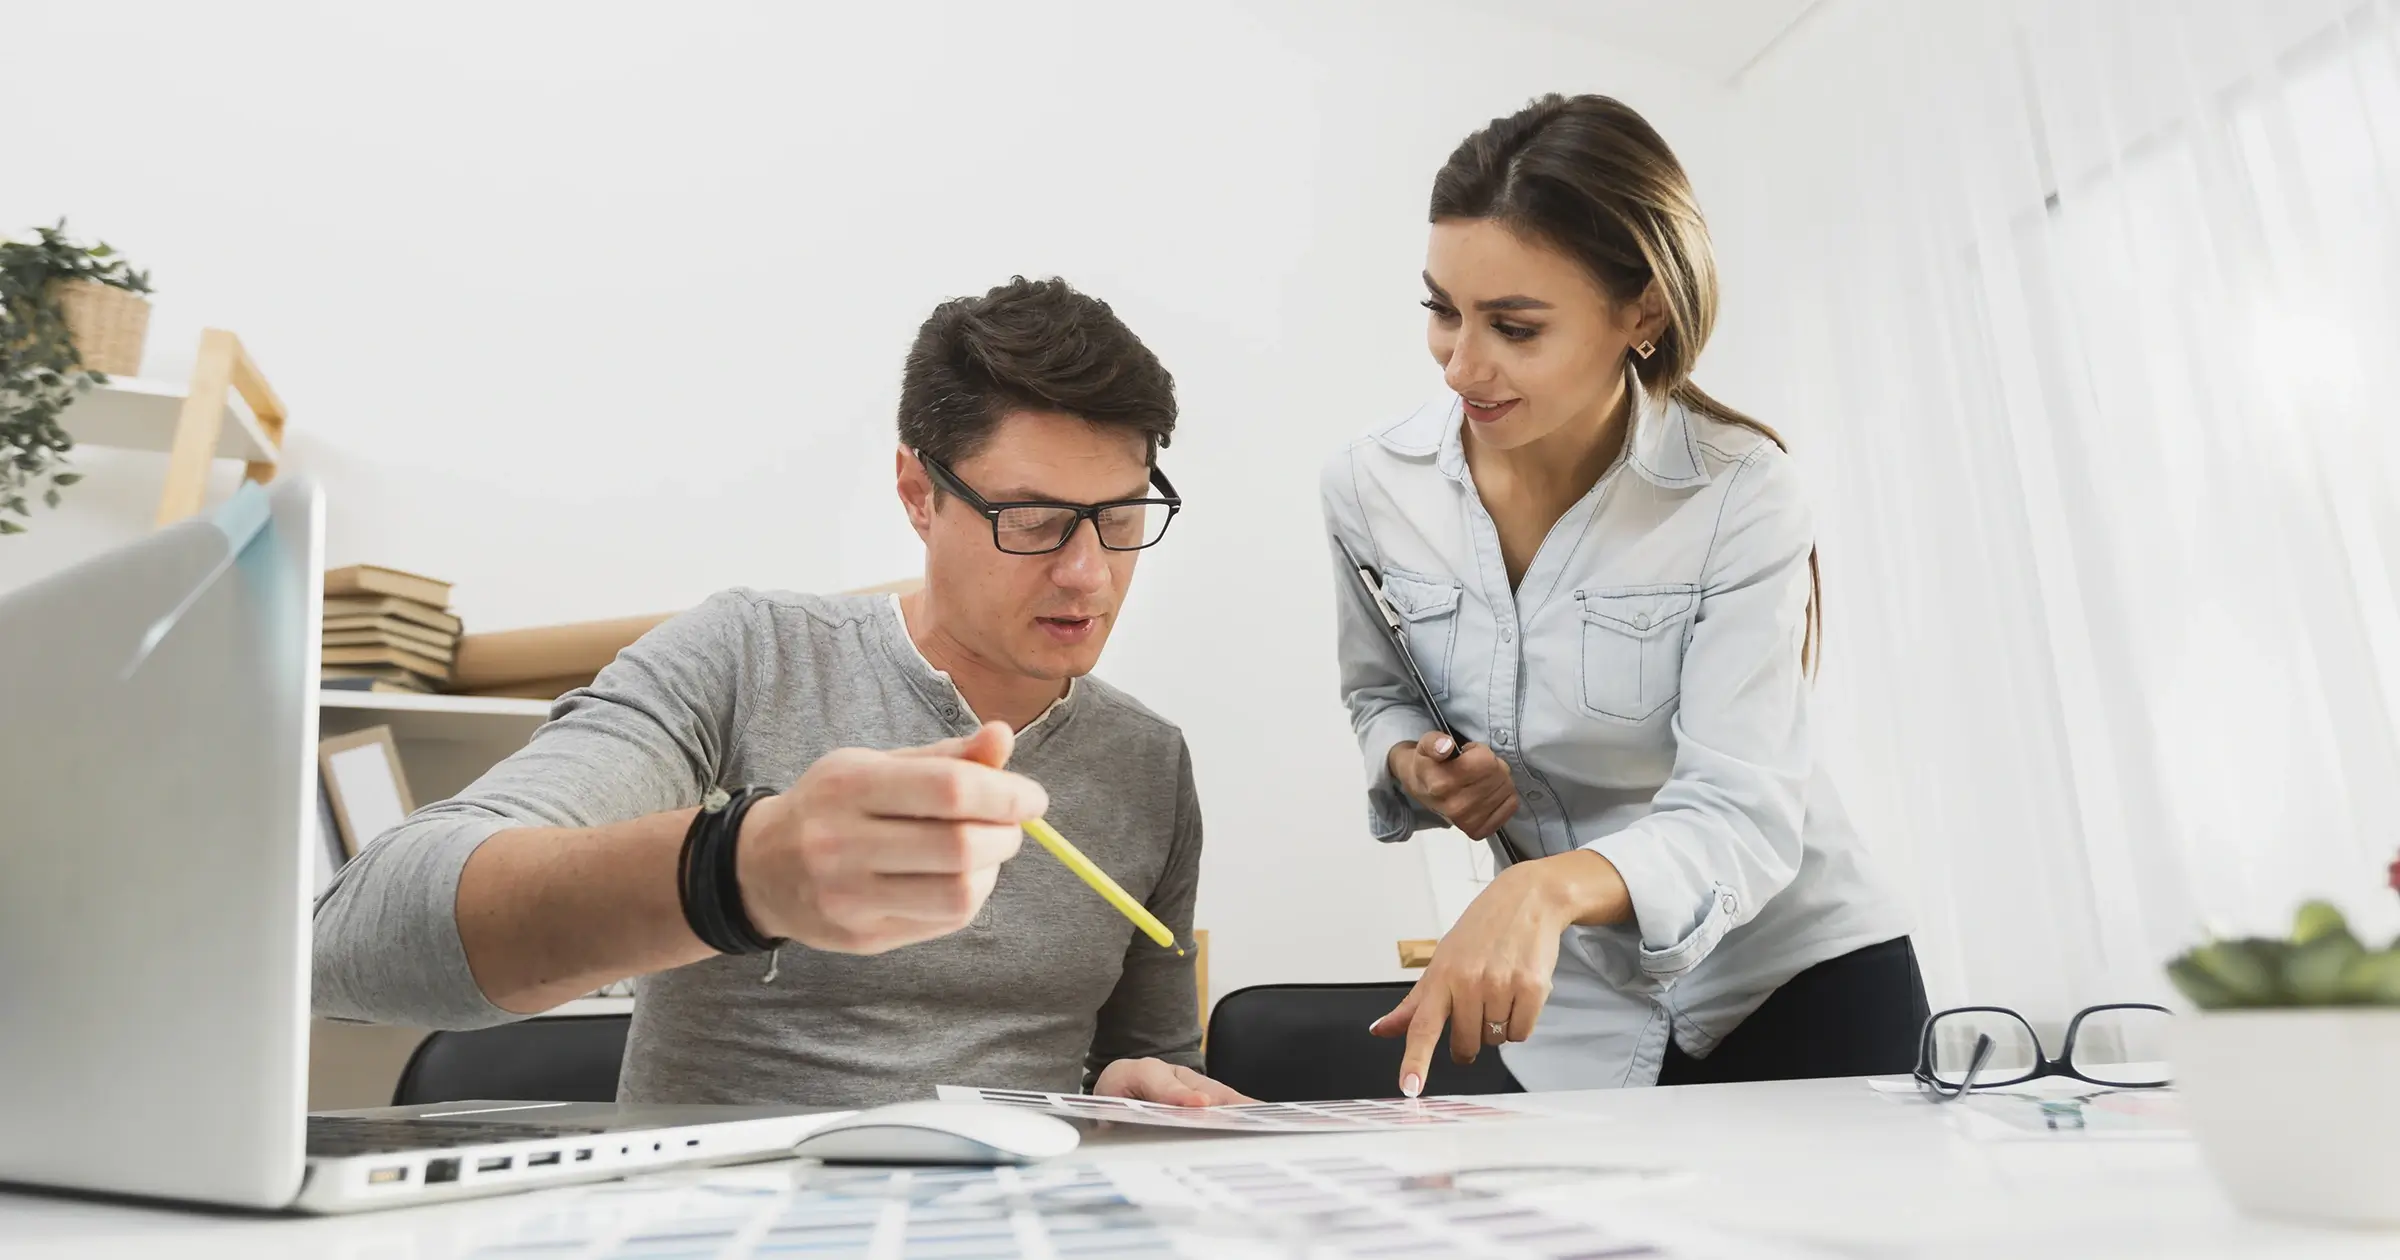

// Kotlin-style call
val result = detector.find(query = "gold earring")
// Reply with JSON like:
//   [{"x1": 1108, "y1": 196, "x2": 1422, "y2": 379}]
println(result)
[{"x1": 1633, "y1": 339, "x2": 1657, "y2": 360}]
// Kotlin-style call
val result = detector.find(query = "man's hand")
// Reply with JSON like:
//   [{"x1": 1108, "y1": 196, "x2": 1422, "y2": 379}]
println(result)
[
  {"x1": 1388, "y1": 732, "x2": 1518, "y2": 840},
  {"x1": 1092, "y1": 1058, "x2": 1255, "y2": 1107},
  {"x1": 735, "y1": 721, "x2": 1045, "y2": 954}
]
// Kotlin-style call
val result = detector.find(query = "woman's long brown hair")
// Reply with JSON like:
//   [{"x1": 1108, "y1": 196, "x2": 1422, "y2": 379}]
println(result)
[{"x1": 1430, "y1": 93, "x2": 1820, "y2": 675}]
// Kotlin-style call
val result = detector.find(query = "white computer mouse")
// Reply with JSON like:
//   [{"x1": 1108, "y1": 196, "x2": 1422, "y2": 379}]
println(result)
[{"x1": 789, "y1": 1100, "x2": 1082, "y2": 1165}]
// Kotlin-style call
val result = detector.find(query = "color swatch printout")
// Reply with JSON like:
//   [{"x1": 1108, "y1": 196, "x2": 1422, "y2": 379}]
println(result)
[
  {"x1": 453, "y1": 1154, "x2": 1823, "y2": 1259},
  {"x1": 934, "y1": 1085, "x2": 1533, "y2": 1132}
]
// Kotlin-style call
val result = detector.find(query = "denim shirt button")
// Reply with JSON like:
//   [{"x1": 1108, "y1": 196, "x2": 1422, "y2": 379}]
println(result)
[{"x1": 1633, "y1": 613, "x2": 1652, "y2": 630}]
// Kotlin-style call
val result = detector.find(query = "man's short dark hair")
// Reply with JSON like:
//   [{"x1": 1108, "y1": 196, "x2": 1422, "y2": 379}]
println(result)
[{"x1": 898, "y1": 276, "x2": 1177, "y2": 471}]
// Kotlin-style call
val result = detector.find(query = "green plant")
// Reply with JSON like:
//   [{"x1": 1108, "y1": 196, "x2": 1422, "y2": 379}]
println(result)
[
  {"x1": 0, "y1": 220, "x2": 151, "y2": 534},
  {"x1": 2168, "y1": 899, "x2": 2400, "y2": 1009}
]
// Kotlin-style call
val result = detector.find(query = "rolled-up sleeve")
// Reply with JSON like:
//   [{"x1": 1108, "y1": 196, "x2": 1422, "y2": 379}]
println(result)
[
  {"x1": 1581, "y1": 449, "x2": 1814, "y2": 984},
  {"x1": 311, "y1": 592, "x2": 751, "y2": 1028},
  {"x1": 1321, "y1": 448, "x2": 1444, "y2": 843}
]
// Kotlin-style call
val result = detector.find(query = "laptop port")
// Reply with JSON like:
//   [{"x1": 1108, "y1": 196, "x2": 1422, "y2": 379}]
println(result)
[
  {"x1": 574, "y1": 1148, "x2": 593, "y2": 1161},
  {"x1": 527, "y1": 1151, "x2": 561, "y2": 1167},
  {"x1": 368, "y1": 1166, "x2": 408, "y2": 1185},
  {"x1": 424, "y1": 1158, "x2": 459, "y2": 1184},
  {"x1": 476, "y1": 1156, "x2": 513, "y2": 1173},
  {"x1": 685, "y1": 1139, "x2": 700, "y2": 1148}
]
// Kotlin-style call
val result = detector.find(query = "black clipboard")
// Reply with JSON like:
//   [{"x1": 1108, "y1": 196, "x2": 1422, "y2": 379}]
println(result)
[
  {"x1": 1336, "y1": 536, "x2": 1464, "y2": 756},
  {"x1": 1337, "y1": 536, "x2": 1527, "y2": 865}
]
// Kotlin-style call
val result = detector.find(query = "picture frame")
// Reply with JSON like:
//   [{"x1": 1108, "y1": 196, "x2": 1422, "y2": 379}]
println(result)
[{"x1": 317, "y1": 725, "x2": 416, "y2": 859}]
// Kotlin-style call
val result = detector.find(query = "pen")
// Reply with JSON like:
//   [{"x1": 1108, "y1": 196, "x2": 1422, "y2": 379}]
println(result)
[{"x1": 1021, "y1": 817, "x2": 1182, "y2": 953}]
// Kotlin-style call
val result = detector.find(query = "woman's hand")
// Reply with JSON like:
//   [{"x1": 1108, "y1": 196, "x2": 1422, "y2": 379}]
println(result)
[
  {"x1": 1388, "y1": 733, "x2": 1518, "y2": 840},
  {"x1": 1369, "y1": 850, "x2": 1632, "y2": 1096}
]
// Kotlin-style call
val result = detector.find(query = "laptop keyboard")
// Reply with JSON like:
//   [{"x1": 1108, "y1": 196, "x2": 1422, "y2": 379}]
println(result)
[{"x1": 307, "y1": 1115, "x2": 615, "y2": 1157}]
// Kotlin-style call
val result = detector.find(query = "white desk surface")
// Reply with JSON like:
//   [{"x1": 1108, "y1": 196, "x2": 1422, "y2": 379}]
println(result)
[{"x1": 0, "y1": 1077, "x2": 2384, "y2": 1259}]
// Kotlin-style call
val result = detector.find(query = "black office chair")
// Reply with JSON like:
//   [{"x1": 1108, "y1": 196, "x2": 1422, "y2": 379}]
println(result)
[
  {"x1": 391, "y1": 1015, "x2": 632, "y2": 1106},
  {"x1": 1204, "y1": 983, "x2": 1521, "y2": 1102}
]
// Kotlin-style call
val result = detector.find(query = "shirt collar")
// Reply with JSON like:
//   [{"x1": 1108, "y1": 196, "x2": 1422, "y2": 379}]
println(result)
[
  {"x1": 1374, "y1": 368, "x2": 1712, "y2": 490},
  {"x1": 882, "y1": 594, "x2": 1076, "y2": 734}
]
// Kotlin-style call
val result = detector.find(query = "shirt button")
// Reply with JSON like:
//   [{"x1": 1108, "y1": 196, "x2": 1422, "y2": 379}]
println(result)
[
  {"x1": 1633, "y1": 613, "x2": 1652, "y2": 630},
  {"x1": 1720, "y1": 893, "x2": 1737, "y2": 912},
  {"x1": 1499, "y1": 625, "x2": 1513, "y2": 642}
]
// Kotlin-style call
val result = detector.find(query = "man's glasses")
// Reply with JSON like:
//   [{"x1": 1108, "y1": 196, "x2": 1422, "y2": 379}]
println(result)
[
  {"x1": 916, "y1": 449, "x2": 1181, "y2": 556},
  {"x1": 1913, "y1": 1003, "x2": 2173, "y2": 1101}
]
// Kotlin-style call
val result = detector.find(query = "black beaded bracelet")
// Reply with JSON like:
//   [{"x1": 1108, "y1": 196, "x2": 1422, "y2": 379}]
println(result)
[{"x1": 677, "y1": 786, "x2": 783, "y2": 955}]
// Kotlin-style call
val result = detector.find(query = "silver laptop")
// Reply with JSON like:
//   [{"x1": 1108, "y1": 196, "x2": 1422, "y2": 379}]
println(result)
[{"x1": 0, "y1": 476, "x2": 844, "y2": 1213}]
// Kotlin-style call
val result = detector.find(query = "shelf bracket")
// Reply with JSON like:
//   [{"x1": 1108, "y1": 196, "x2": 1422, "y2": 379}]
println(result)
[{"x1": 154, "y1": 328, "x2": 286, "y2": 527}]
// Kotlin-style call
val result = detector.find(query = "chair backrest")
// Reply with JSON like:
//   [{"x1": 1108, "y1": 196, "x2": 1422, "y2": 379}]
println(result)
[
  {"x1": 1204, "y1": 983, "x2": 1520, "y2": 1102},
  {"x1": 391, "y1": 1015, "x2": 631, "y2": 1107}
]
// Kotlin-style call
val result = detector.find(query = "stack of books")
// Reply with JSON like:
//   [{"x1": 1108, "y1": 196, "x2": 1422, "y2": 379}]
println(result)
[{"x1": 319, "y1": 565, "x2": 460, "y2": 694}]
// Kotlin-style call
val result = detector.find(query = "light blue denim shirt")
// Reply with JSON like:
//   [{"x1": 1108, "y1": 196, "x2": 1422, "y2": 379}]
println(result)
[{"x1": 1322, "y1": 374, "x2": 1905, "y2": 1089}]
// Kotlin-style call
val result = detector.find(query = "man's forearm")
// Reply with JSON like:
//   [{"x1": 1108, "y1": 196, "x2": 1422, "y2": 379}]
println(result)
[{"x1": 456, "y1": 807, "x2": 714, "y2": 1014}]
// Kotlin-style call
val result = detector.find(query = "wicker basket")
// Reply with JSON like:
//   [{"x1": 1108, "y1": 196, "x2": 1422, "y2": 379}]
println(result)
[{"x1": 48, "y1": 278, "x2": 151, "y2": 376}]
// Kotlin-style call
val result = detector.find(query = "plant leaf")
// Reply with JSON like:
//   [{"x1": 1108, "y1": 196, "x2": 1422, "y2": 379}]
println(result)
[
  {"x1": 2337, "y1": 950, "x2": 2400, "y2": 1005},
  {"x1": 2293, "y1": 900, "x2": 2348, "y2": 945},
  {"x1": 2286, "y1": 931, "x2": 2364, "y2": 1004},
  {"x1": 2165, "y1": 956, "x2": 2241, "y2": 1010},
  {"x1": 2185, "y1": 939, "x2": 2288, "y2": 1005}
]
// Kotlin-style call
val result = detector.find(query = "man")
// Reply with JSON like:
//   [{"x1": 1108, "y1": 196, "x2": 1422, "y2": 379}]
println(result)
[{"x1": 313, "y1": 277, "x2": 1245, "y2": 1108}]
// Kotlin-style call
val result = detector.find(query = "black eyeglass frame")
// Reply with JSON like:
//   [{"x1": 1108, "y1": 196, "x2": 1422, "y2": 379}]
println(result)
[
  {"x1": 915, "y1": 448, "x2": 1182, "y2": 555},
  {"x1": 1912, "y1": 1002, "x2": 2174, "y2": 1103}
]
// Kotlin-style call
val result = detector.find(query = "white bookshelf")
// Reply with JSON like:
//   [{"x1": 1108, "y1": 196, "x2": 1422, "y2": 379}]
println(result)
[
  {"x1": 56, "y1": 375, "x2": 281, "y2": 466},
  {"x1": 319, "y1": 690, "x2": 552, "y2": 744},
  {"x1": 318, "y1": 690, "x2": 554, "y2": 803}
]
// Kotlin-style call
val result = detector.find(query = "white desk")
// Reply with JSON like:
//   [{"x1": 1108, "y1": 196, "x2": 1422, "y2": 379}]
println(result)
[{"x1": 0, "y1": 1078, "x2": 2384, "y2": 1259}]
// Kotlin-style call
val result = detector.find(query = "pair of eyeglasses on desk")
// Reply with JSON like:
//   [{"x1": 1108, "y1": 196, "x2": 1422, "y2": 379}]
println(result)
[{"x1": 1913, "y1": 1002, "x2": 2174, "y2": 1101}]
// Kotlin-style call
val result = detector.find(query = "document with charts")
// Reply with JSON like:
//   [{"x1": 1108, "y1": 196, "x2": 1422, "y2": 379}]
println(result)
[
  {"x1": 934, "y1": 1086, "x2": 1536, "y2": 1131},
  {"x1": 432, "y1": 1154, "x2": 1833, "y2": 1259}
]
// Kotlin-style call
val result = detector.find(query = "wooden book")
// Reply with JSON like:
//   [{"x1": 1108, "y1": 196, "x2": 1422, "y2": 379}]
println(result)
[
  {"x1": 321, "y1": 614, "x2": 454, "y2": 652},
  {"x1": 322, "y1": 642, "x2": 453, "y2": 682},
  {"x1": 322, "y1": 628, "x2": 457, "y2": 662},
  {"x1": 319, "y1": 676, "x2": 427, "y2": 695},
  {"x1": 324, "y1": 565, "x2": 452, "y2": 610},
  {"x1": 322, "y1": 596, "x2": 462, "y2": 636},
  {"x1": 320, "y1": 665, "x2": 433, "y2": 692}
]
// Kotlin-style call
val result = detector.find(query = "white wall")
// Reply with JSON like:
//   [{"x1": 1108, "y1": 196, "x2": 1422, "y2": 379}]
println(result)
[{"x1": 2, "y1": 1, "x2": 1727, "y2": 1009}]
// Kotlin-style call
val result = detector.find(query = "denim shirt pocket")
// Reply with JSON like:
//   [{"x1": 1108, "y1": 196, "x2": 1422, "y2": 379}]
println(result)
[
  {"x1": 1575, "y1": 585, "x2": 1699, "y2": 723},
  {"x1": 1379, "y1": 567, "x2": 1464, "y2": 702}
]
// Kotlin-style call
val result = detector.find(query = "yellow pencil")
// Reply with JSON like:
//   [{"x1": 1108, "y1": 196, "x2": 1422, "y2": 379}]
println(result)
[{"x1": 1021, "y1": 817, "x2": 1181, "y2": 952}]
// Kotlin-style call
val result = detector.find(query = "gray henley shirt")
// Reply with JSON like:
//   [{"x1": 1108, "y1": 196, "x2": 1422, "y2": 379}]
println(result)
[{"x1": 310, "y1": 589, "x2": 1204, "y2": 1106}]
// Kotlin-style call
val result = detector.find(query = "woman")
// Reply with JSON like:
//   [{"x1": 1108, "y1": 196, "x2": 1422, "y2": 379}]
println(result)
[{"x1": 1323, "y1": 94, "x2": 1923, "y2": 1095}]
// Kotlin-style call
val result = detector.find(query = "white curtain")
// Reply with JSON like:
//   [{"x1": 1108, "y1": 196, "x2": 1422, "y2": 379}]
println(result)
[{"x1": 1707, "y1": 0, "x2": 2400, "y2": 1024}]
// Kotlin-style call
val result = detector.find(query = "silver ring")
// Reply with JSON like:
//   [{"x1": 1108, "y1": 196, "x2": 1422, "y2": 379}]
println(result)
[{"x1": 1486, "y1": 1021, "x2": 1507, "y2": 1037}]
